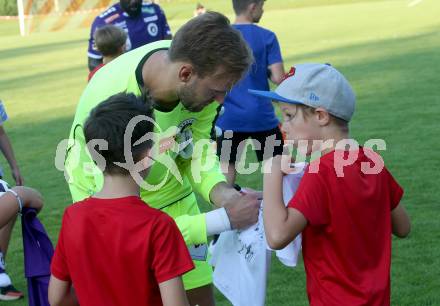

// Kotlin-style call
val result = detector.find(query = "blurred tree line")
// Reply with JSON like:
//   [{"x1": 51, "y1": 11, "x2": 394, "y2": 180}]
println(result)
[{"x1": 0, "y1": 0, "x2": 18, "y2": 15}]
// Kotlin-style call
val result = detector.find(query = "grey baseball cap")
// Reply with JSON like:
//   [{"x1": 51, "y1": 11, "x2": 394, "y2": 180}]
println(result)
[{"x1": 249, "y1": 63, "x2": 356, "y2": 122}]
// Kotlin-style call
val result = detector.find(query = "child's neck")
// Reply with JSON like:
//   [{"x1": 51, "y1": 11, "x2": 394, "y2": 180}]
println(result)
[
  {"x1": 103, "y1": 55, "x2": 118, "y2": 65},
  {"x1": 93, "y1": 174, "x2": 140, "y2": 199},
  {"x1": 235, "y1": 14, "x2": 253, "y2": 24},
  {"x1": 320, "y1": 131, "x2": 351, "y2": 155}
]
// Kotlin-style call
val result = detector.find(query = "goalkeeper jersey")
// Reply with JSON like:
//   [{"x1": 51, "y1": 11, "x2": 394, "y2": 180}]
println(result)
[{"x1": 66, "y1": 40, "x2": 225, "y2": 212}]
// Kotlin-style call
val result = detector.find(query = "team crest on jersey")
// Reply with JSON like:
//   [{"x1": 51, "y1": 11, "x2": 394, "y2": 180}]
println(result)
[
  {"x1": 156, "y1": 119, "x2": 196, "y2": 159},
  {"x1": 159, "y1": 136, "x2": 176, "y2": 154},
  {"x1": 175, "y1": 118, "x2": 195, "y2": 159},
  {"x1": 147, "y1": 23, "x2": 159, "y2": 37}
]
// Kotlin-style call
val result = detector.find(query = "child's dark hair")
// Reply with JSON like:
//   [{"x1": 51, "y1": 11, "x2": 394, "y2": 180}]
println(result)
[
  {"x1": 94, "y1": 25, "x2": 127, "y2": 57},
  {"x1": 232, "y1": 0, "x2": 264, "y2": 15},
  {"x1": 84, "y1": 92, "x2": 155, "y2": 175}
]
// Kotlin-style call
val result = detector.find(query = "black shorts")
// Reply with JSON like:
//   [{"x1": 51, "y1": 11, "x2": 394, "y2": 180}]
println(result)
[{"x1": 216, "y1": 126, "x2": 284, "y2": 163}]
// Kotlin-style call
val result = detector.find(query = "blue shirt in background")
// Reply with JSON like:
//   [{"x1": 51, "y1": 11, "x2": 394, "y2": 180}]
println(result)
[
  {"x1": 88, "y1": 2, "x2": 171, "y2": 59},
  {"x1": 216, "y1": 24, "x2": 283, "y2": 132}
]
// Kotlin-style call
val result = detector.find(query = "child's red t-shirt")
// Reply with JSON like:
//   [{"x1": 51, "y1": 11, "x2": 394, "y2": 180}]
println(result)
[
  {"x1": 87, "y1": 63, "x2": 105, "y2": 82},
  {"x1": 51, "y1": 196, "x2": 194, "y2": 306},
  {"x1": 288, "y1": 148, "x2": 403, "y2": 306}
]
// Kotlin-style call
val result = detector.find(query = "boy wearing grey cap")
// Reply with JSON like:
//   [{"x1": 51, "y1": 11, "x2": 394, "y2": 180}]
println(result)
[{"x1": 250, "y1": 63, "x2": 411, "y2": 306}]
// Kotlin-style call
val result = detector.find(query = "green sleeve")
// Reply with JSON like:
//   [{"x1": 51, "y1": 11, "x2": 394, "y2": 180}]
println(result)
[
  {"x1": 65, "y1": 122, "x2": 103, "y2": 202},
  {"x1": 178, "y1": 102, "x2": 226, "y2": 203},
  {"x1": 174, "y1": 213, "x2": 207, "y2": 245}
]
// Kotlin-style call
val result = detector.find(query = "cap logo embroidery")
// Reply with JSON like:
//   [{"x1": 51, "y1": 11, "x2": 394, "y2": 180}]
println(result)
[
  {"x1": 310, "y1": 93, "x2": 320, "y2": 101},
  {"x1": 281, "y1": 67, "x2": 296, "y2": 82}
]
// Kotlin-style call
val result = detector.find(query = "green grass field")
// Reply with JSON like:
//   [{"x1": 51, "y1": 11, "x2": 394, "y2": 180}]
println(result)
[{"x1": 0, "y1": 0, "x2": 439, "y2": 305}]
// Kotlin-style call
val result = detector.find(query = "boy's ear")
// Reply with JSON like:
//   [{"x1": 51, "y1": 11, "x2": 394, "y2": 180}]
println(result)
[
  {"x1": 137, "y1": 148, "x2": 154, "y2": 171},
  {"x1": 120, "y1": 43, "x2": 127, "y2": 54},
  {"x1": 249, "y1": 2, "x2": 257, "y2": 11},
  {"x1": 315, "y1": 107, "x2": 331, "y2": 126}
]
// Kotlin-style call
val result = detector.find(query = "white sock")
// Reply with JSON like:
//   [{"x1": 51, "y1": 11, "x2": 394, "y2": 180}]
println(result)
[
  {"x1": 0, "y1": 273, "x2": 11, "y2": 287},
  {"x1": 0, "y1": 252, "x2": 5, "y2": 271}
]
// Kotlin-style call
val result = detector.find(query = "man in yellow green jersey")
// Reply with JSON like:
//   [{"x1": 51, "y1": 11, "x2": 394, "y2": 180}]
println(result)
[{"x1": 63, "y1": 12, "x2": 260, "y2": 306}]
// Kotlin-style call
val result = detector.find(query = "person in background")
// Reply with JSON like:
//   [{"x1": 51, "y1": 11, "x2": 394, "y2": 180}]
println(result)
[
  {"x1": 215, "y1": 0, "x2": 285, "y2": 185},
  {"x1": 0, "y1": 99, "x2": 26, "y2": 301},
  {"x1": 88, "y1": 0, "x2": 172, "y2": 72},
  {"x1": 194, "y1": 3, "x2": 206, "y2": 17},
  {"x1": 88, "y1": 25, "x2": 127, "y2": 81}
]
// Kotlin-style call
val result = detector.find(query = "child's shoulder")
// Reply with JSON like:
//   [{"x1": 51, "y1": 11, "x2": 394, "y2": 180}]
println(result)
[
  {"x1": 305, "y1": 147, "x2": 394, "y2": 185},
  {"x1": 147, "y1": 207, "x2": 176, "y2": 226},
  {"x1": 64, "y1": 196, "x2": 173, "y2": 226},
  {"x1": 115, "y1": 197, "x2": 175, "y2": 225}
]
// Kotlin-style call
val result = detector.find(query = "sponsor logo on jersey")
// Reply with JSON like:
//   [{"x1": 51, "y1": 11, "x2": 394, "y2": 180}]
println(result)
[
  {"x1": 178, "y1": 119, "x2": 196, "y2": 133},
  {"x1": 175, "y1": 118, "x2": 195, "y2": 159},
  {"x1": 142, "y1": 6, "x2": 155, "y2": 14},
  {"x1": 113, "y1": 21, "x2": 127, "y2": 28},
  {"x1": 143, "y1": 15, "x2": 158, "y2": 23},
  {"x1": 99, "y1": 6, "x2": 116, "y2": 19},
  {"x1": 105, "y1": 13, "x2": 120, "y2": 24}
]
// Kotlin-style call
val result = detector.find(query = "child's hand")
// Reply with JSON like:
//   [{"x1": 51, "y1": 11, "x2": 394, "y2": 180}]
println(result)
[
  {"x1": 11, "y1": 166, "x2": 24, "y2": 186},
  {"x1": 263, "y1": 154, "x2": 294, "y2": 176}
]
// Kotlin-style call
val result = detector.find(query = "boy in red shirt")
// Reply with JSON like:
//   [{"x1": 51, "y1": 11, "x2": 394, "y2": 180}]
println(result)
[
  {"x1": 48, "y1": 93, "x2": 194, "y2": 306},
  {"x1": 250, "y1": 63, "x2": 411, "y2": 306},
  {"x1": 88, "y1": 25, "x2": 127, "y2": 82}
]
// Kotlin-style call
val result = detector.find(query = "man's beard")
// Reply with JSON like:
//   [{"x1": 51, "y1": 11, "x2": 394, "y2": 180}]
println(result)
[
  {"x1": 179, "y1": 83, "x2": 212, "y2": 112},
  {"x1": 121, "y1": 2, "x2": 142, "y2": 17}
]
